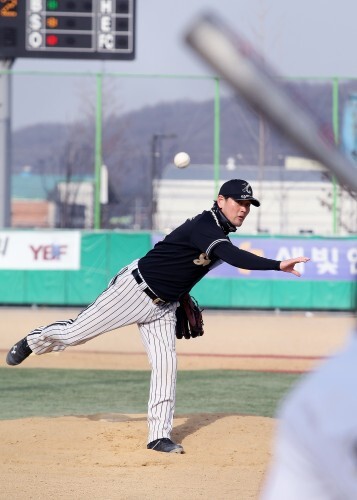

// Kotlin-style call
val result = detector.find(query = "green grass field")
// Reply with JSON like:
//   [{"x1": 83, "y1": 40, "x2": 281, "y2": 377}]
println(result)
[{"x1": 0, "y1": 368, "x2": 302, "y2": 420}]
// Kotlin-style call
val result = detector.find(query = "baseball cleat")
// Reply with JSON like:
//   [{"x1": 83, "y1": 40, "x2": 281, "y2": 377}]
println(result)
[
  {"x1": 147, "y1": 438, "x2": 184, "y2": 454},
  {"x1": 6, "y1": 337, "x2": 32, "y2": 366}
]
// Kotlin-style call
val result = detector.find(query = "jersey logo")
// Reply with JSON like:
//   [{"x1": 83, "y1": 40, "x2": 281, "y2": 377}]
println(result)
[{"x1": 193, "y1": 253, "x2": 211, "y2": 266}]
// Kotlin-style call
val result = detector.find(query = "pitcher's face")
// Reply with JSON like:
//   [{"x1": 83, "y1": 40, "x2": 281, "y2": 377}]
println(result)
[{"x1": 217, "y1": 195, "x2": 251, "y2": 227}]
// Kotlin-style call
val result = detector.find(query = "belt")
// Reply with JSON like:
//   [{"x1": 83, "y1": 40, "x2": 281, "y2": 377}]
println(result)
[{"x1": 132, "y1": 268, "x2": 166, "y2": 304}]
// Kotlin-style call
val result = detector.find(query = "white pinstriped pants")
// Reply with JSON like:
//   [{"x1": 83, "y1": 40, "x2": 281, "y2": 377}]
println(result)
[{"x1": 27, "y1": 260, "x2": 179, "y2": 443}]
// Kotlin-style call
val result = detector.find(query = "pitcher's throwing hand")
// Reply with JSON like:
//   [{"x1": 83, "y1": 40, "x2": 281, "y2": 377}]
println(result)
[{"x1": 280, "y1": 257, "x2": 310, "y2": 277}]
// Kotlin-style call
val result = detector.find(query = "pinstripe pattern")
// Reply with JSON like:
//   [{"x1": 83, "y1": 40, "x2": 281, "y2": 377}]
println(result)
[
  {"x1": 139, "y1": 307, "x2": 177, "y2": 442},
  {"x1": 27, "y1": 259, "x2": 179, "y2": 443}
]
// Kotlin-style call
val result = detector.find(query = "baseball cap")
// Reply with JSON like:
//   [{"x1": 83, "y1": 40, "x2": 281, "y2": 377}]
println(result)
[{"x1": 218, "y1": 179, "x2": 261, "y2": 207}]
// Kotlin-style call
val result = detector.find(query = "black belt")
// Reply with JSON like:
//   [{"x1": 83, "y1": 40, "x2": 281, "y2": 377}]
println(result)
[{"x1": 132, "y1": 268, "x2": 166, "y2": 304}]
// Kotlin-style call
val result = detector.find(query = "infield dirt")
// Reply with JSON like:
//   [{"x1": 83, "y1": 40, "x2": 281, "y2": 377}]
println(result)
[{"x1": 0, "y1": 308, "x2": 355, "y2": 499}]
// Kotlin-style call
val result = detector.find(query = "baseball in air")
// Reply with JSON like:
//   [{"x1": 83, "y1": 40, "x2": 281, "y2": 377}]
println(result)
[{"x1": 174, "y1": 152, "x2": 190, "y2": 168}]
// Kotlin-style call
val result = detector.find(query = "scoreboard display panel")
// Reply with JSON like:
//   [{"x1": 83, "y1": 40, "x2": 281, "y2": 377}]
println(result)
[{"x1": 0, "y1": 0, "x2": 136, "y2": 60}]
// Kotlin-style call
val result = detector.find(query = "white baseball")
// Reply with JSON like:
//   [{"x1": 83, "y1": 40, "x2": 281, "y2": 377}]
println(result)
[{"x1": 174, "y1": 152, "x2": 190, "y2": 168}]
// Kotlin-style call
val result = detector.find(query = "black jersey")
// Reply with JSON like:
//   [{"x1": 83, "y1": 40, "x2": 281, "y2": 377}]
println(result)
[{"x1": 138, "y1": 209, "x2": 281, "y2": 302}]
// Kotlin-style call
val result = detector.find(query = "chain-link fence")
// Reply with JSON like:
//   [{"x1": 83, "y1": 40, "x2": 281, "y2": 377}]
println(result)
[{"x1": 7, "y1": 70, "x2": 357, "y2": 235}]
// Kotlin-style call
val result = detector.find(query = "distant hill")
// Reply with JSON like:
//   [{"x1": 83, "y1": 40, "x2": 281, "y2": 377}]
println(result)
[
  {"x1": 11, "y1": 79, "x2": 356, "y2": 224},
  {"x1": 13, "y1": 79, "x2": 354, "y2": 168}
]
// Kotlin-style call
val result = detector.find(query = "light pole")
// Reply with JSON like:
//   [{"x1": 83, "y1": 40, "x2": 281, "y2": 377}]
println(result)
[
  {"x1": 0, "y1": 59, "x2": 14, "y2": 228},
  {"x1": 150, "y1": 133, "x2": 176, "y2": 229}
]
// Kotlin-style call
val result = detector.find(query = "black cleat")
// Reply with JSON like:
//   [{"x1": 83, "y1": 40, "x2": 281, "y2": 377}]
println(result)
[
  {"x1": 6, "y1": 337, "x2": 32, "y2": 366},
  {"x1": 147, "y1": 438, "x2": 184, "y2": 454}
]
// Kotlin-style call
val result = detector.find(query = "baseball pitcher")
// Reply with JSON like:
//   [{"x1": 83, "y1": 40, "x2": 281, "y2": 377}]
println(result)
[{"x1": 6, "y1": 179, "x2": 309, "y2": 454}]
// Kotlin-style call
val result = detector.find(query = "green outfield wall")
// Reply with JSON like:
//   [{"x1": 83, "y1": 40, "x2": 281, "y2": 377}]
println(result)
[{"x1": 0, "y1": 231, "x2": 355, "y2": 311}]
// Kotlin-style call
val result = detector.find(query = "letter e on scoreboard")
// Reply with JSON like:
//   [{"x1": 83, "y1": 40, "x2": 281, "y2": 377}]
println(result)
[{"x1": 100, "y1": 16, "x2": 112, "y2": 33}]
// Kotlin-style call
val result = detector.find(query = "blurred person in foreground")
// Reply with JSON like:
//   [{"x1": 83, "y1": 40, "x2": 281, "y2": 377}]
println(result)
[
  {"x1": 261, "y1": 320, "x2": 357, "y2": 500},
  {"x1": 5, "y1": 179, "x2": 309, "y2": 454}
]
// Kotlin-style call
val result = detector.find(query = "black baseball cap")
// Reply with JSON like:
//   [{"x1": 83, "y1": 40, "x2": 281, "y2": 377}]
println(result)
[{"x1": 218, "y1": 179, "x2": 261, "y2": 207}]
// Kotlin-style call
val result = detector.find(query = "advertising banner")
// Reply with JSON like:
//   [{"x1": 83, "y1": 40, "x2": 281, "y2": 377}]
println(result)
[
  {"x1": 153, "y1": 234, "x2": 357, "y2": 281},
  {"x1": 0, "y1": 231, "x2": 81, "y2": 270},
  {"x1": 212, "y1": 237, "x2": 357, "y2": 281}
]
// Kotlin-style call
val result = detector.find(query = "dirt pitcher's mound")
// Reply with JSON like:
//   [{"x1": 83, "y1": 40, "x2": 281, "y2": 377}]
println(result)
[
  {"x1": 1, "y1": 309, "x2": 354, "y2": 498},
  {"x1": 0, "y1": 413, "x2": 274, "y2": 499}
]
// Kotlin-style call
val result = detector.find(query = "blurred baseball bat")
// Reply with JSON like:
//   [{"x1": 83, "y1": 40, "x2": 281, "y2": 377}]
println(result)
[{"x1": 185, "y1": 13, "x2": 357, "y2": 193}]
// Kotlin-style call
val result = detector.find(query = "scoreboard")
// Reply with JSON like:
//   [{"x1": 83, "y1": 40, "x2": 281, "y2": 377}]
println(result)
[{"x1": 0, "y1": 0, "x2": 136, "y2": 60}]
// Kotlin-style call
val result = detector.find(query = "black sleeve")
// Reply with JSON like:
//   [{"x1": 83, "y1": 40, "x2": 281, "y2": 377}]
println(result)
[{"x1": 212, "y1": 241, "x2": 281, "y2": 271}]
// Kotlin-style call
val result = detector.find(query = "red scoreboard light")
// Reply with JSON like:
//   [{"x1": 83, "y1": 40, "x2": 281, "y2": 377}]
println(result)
[
  {"x1": 46, "y1": 34, "x2": 59, "y2": 46},
  {"x1": 0, "y1": 0, "x2": 136, "y2": 60}
]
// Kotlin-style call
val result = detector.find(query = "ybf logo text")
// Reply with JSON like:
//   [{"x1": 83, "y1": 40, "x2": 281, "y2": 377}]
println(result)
[{"x1": 30, "y1": 244, "x2": 68, "y2": 260}]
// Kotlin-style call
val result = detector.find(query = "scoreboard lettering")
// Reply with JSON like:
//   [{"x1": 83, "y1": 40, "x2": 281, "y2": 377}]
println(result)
[
  {"x1": 0, "y1": 1, "x2": 18, "y2": 18},
  {"x1": 0, "y1": 0, "x2": 135, "y2": 59}
]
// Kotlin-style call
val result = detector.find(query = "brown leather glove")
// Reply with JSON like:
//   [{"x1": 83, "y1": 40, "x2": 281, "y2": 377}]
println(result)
[{"x1": 175, "y1": 293, "x2": 204, "y2": 339}]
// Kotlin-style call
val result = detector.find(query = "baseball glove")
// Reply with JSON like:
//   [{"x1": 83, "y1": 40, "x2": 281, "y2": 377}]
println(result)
[{"x1": 175, "y1": 293, "x2": 204, "y2": 339}]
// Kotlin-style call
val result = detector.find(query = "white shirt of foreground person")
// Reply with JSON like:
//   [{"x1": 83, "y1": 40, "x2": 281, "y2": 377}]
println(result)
[{"x1": 260, "y1": 328, "x2": 357, "y2": 500}]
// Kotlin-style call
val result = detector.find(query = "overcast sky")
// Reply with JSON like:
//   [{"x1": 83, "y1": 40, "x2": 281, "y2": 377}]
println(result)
[{"x1": 10, "y1": 0, "x2": 357, "y2": 129}]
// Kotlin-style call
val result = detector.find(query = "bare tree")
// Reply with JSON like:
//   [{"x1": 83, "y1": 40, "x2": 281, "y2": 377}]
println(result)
[{"x1": 35, "y1": 77, "x2": 129, "y2": 229}]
